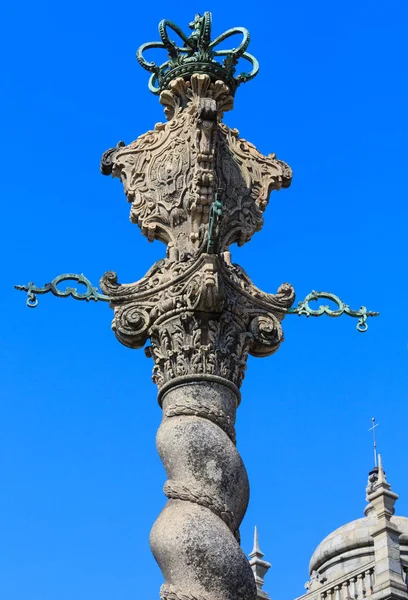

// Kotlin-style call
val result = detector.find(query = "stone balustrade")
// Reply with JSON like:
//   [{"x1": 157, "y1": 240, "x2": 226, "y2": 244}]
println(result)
[{"x1": 297, "y1": 564, "x2": 376, "y2": 600}]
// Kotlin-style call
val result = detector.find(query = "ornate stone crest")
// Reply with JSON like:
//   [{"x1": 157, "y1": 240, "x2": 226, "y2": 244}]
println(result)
[{"x1": 102, "y1": 74, "x2": 291, "y2": 259}]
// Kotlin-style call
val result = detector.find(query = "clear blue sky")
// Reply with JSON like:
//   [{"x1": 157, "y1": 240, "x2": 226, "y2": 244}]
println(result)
[{"x1": 2, "y1": 1, "x2": 407, "y2": 599}]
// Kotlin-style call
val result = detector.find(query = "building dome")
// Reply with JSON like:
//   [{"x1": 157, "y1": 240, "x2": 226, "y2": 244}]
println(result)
[
  {"x1": 300, "y1": 460, "x2": 408, "y2": 598},
  {"x1": 309, "y1": 514, "x2": 408, "y2": 582}
]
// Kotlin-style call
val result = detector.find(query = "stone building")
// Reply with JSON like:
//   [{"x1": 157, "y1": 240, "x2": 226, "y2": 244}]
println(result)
[{"x1": 257, "y1": 456, "x2": 408, "y2": 600}]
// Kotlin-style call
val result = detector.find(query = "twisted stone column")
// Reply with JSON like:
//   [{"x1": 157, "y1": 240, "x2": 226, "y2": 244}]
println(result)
[
  {"x1": 101, "y1": 70, "x2": 293, "y2": 600},
  {"x1": 152, "y1": 381, "x2": 252, "y2": 600}
]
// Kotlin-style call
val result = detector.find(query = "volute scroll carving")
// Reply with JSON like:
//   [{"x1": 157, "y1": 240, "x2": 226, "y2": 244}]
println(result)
[{"x1": 100, "y1": 253, "x2": 295, "y2": 390}]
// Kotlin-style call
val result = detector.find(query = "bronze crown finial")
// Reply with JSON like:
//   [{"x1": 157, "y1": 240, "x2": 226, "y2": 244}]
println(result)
[{"x1": 136, "y1": 11, "x2": 259, "y2": 95}]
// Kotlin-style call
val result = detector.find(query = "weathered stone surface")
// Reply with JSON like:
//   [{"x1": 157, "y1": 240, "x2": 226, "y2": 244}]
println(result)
[
  {"x1": 152, "y1": 502, "x2": 255, "y2": 600},
  {"x1": 151, "y1": 381, "x2": 255, "y2": 600}
]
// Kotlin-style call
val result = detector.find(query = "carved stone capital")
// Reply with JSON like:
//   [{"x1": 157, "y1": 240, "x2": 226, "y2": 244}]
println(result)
[{"x1": 100, "y1": 254, "x2": 294, "y2": 392}]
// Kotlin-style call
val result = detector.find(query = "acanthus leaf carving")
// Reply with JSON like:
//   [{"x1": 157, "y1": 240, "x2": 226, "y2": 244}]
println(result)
[{"x1": 101, "y1": 254, "x2": 295, "y2": 390}]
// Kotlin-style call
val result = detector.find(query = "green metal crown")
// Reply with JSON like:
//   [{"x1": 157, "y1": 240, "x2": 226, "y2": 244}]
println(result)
[{"x1": 136, "y1": 12, "x2": 259, "y2": 96}]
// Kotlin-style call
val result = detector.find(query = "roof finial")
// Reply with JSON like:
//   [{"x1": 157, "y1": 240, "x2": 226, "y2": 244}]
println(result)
[
  {"x1": 365, "y1": 453, "x2": 405, "y2": 595},
  {"x1": 364, "y1": 452, "x2": 392, "y2": 515},
  {"x1": 249, "y1": 526, "x2": 271, "y2": 598},
  {"x1": 377, "y1": 453, "x2": 387, "y2": 486},
  {"x1": 252, "y1": 525, "x2": 262, "y2": 556},
  {"x1": 369, "y1": 417, "x2": 379, "y2": 467}
]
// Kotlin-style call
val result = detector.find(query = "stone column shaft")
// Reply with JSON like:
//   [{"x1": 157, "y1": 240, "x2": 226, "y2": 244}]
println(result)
[{"x1": 151, "y1": 381, "x2": 253, "y2": 600}]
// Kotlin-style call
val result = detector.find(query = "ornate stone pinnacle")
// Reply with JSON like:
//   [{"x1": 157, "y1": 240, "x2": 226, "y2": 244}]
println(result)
[
  {"x1": 136, "y1": 12, "x2": 259, "y2": 96},
  {"x1": 100, "y1": 17, "x2": 292, "y2": 600},
  {"x1": 366, "y1": 456, "x2": 408, "y2": 598},
  {"x1": 249, "y1": 526, "x2": 272, "y2": 599}
]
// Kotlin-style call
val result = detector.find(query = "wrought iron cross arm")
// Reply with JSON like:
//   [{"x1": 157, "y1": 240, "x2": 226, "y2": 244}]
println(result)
[
  {"x1": 287, "y1": 290, "x2": 379, "y2": 332},
  {"x1": 15, "y1": 273, "x2": 110, "y2": 308}
]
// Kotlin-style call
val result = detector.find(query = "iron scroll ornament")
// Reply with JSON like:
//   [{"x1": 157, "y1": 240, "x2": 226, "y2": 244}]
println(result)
[
  {"x1": 287, "y1": 290, "x2": 380, "y2": 332},
  {"x1": 14, "y1": 273, "x2": 110, "y2": 308},
  {"x1": 15, "y1": 277, "x2": 379, "y2": 331}
]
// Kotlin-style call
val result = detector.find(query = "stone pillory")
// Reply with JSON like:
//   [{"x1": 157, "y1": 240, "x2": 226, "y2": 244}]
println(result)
[
  {"x1": 14, "y1": 11, "x2": 380, "y2": 600},
  {"x1": 100, "y1": 12, "x2": 293, "y2": 600}
]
